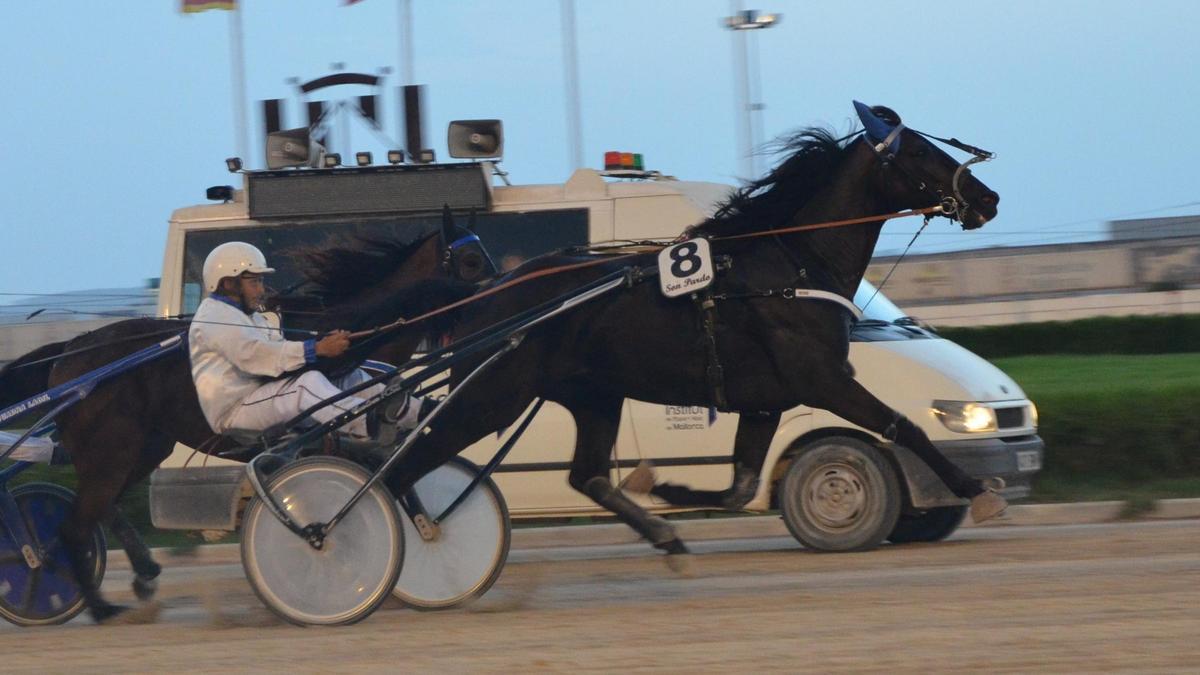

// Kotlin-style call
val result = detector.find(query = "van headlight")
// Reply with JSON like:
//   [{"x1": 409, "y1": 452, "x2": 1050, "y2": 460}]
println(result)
[
  {"x1": 1029, "y1": 401, "x2": 1038, "y2": 429},
  {"x1": 930, "y1": 401, "x2": 997, "y2": 433}
]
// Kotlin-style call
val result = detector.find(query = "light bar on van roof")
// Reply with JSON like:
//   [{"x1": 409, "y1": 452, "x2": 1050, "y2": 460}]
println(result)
[
  {"x1": 247, "y1": 163, "x2": 490, "y2": 219},
  {"x1": 604, "y1": 151, "x2": 644, "y2": 171}
]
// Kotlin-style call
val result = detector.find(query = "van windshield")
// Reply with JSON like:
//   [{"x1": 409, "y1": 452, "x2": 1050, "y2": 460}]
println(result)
[{"x1": 853, "y1": 280, "x2": 907, "y2": 322}]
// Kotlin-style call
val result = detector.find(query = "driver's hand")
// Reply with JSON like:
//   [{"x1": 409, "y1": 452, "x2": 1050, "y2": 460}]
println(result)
[{"x1": 315, "y1": 330, "x2": 351, "y2": 358}]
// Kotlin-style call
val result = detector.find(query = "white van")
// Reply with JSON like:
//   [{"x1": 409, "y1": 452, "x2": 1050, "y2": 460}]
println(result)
[{"x1": 158, "y1": 157, "x2": 1042, "y2": 551}]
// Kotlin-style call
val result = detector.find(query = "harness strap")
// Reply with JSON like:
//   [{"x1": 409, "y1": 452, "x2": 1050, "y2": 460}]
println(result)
[{"x1": 694, "y1": 289, "x2": 728, "y2": 411}]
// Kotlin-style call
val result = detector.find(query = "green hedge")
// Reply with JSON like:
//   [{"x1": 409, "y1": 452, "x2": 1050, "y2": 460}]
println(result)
[
  {"x1": 994, "y1": 354, "x2": 1200, "y2": 498},
  {"x1": 938, "y1": 314, "x2": 1200, "y2": 358},
  {"x1": 1032, "y1": 386, "x2": 1200, "y2": 485}
]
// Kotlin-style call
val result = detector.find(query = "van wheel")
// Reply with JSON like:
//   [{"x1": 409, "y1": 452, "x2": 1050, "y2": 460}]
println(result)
[
  {"x1": 886, "y1": 505, "x2": 969, "y2": 544},
  {"x1": 779, "y1": 437, "x2": 901, "y2": 552}
]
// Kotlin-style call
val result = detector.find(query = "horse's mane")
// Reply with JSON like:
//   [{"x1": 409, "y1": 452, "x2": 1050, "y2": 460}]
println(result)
[
  {"x1": 290, "y1": 231, "x2": 436, "y2": 303},
  {"x1": 692, "y1": 128, "x2": 853, "y2": 238}
]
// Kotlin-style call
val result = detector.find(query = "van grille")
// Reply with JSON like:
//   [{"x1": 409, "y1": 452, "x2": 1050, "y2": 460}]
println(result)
[{"x1": 995, "y1": 406, "x2": 1025, "y2": 429}]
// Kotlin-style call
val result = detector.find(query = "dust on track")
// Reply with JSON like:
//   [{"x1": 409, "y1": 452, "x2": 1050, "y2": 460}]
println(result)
[{"x1": 2, "y1": 520, "x2": 1198, "y2": 673}]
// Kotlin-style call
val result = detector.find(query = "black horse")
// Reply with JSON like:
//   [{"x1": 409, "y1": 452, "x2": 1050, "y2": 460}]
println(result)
[
  {"x1": 378, "y1": 104, "x2": 1003, "y2": 566},
  {"x1": 0, "y1": 217, "x2": 487, "y2": 622}
]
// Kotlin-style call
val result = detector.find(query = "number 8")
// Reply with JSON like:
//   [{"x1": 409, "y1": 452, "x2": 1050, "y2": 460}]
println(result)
[{"x1": 670, "y1": 242, "x2": 701, "y2": 278}]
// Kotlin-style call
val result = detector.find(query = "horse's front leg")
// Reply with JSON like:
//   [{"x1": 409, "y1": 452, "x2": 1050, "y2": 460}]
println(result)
[
  {"x1": 625, "y1": 411, "x2": 780, "y2": 511},
  {"x1": 805, "y1": 367, "x2": 1007, "y2": 523}
]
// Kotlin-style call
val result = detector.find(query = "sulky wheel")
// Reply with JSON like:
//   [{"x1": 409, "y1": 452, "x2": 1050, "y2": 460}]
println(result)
[
  {"x1": 778, "y1": 437, "x2": 901, "y2": 552},
  {"x1": 0, "y1": 483, "x2": 106, "y2": 627},
  {"x1": 241, "y1": 457, "x2": 403, "y2": 626},
  {"x1": 393, "y1": 457, "x2": 511, "y2": 610}
]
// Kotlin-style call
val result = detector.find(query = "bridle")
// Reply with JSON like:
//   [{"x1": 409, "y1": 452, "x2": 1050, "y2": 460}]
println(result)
[{"x1": 861, "y1": 123, "x2": 995, "y2": 222}]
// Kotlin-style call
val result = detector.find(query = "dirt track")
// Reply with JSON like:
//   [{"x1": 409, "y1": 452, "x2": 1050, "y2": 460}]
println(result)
[{"x1": 2, "y1": 520, "x2": 1198, "y2": 673}]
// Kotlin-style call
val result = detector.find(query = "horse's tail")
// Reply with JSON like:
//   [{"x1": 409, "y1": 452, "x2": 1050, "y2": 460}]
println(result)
[{"x1": 0, "y1": 340, "x2": 67, "y2": 410}]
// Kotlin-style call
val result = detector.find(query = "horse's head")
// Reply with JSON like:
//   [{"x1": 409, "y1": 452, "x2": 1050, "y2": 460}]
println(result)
[
  {"x1": 439, "y1": 205, "x2": 497, "y2": 283},
  {"x1": 855, "y1": 101, "x2": 999, "y2": 230}
]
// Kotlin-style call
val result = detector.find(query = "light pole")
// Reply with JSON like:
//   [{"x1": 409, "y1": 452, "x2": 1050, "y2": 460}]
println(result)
[
  {"x1": 724, "y1": 6, "x2": 780, "y2": 179},
  {"x1": 562, "y1": 0, "x2": 584, "y2": 172}
]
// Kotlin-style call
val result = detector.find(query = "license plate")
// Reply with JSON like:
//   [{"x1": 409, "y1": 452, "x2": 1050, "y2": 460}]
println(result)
[{"x1": 1017, "y1": 450, "x2": 1041, "y2": 472}]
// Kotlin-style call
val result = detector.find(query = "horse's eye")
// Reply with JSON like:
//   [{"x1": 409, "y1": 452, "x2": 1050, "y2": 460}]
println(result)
[{"x1": 458, "y1": 252, "x2": 485, "y2": 280}]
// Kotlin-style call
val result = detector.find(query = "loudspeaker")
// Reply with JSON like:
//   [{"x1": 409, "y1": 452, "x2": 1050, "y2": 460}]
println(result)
[
  {"x1": 265, "y1": 127, "x2": 325, "y2": 170},
  {"x1": 447, "y1": 119, "x2": 503, "y2": 159}
]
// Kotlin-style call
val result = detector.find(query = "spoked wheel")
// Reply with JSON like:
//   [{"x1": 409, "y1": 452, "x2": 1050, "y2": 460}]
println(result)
[
  {"x1": 241, "y1": 457, "x2": 403, "y2": 626},
  {"x1": 394, "y1": 457, "x2": 511, "y2": 610},
  {"x1": 0, "y1": 483, "x2": 106, "y2": 627}
]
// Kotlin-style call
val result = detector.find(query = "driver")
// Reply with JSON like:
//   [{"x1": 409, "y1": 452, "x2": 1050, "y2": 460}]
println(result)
[{"x1": 189, "y1": 241, "x2": 423, "y2": 438}]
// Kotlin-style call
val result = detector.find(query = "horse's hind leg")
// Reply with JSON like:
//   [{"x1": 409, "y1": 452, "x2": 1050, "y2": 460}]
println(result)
[
  {"x1": 60, "y1": 465, "x2": 132, "y2": 622},
  {"x1": 107, "y1": 509, "x2": 161, "y2": 600},
  {"x1": 59, "y1": 416, "x2": 158, "y2": 622},
  {"x1": 633, "y1": 411, "x2": 780, "y2": 511},
  {"x1": 110, "y1": 430, "x2": 178, "y2": 601},
  {"x1": 564, "y1": 393, "x2": 691, "y2": 570}
]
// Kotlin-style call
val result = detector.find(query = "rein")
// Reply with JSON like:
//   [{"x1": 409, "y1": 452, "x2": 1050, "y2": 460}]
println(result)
[{"x1": 345, "y1": 205, "x2": 942, "y2": 341}]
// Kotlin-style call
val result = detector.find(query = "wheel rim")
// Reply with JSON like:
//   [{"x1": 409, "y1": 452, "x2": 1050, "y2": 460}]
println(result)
[
  {"x1": 394, "y1": 459, "x2": 508, "y2": 608},
  {"x1": 801, "y1": 462, "x2": 871, "y2": 532},
  {"x1": 243, "y1": 461, "x2": 400, "y2": 625},
  {"x1": 0, "y1": 485, "x2": 103, "y2": 626}
]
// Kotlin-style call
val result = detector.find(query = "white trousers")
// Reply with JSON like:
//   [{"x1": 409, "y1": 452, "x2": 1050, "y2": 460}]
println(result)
[{"x1": 223, "y1": 369, "x2": 418, "y2": 438}]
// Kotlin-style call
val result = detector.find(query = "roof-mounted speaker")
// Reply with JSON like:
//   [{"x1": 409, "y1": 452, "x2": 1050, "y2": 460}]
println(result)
[
  {"x1": 447, "y1": 119, "x2": 503, "y2": 159},
  {"x1": 265, "y1": 127, "x2": 326, "y2": 169}
]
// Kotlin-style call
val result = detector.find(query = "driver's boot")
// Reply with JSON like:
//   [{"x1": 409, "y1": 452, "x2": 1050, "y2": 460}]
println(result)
[{"x1": 367, "y1": 393, "x2": 435, "y2": 446}]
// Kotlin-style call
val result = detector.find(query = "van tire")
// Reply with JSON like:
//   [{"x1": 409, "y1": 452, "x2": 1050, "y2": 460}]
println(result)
[
  {"x1": 779, "y1": 437, "x2": 901, "y2": 552},
  {"x1": 886, "y1": 505, "x2": 969, "y2": 544}
]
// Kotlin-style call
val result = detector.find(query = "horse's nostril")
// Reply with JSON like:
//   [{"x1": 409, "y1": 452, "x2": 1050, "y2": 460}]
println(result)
[{"x1": 981, "y1": 192, "x2": 999, "y2": 207}]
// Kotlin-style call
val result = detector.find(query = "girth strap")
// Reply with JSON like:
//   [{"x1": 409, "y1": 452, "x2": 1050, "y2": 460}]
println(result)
[{"x1": 713, "y1": 287, "x2": 863, "y2": 321}]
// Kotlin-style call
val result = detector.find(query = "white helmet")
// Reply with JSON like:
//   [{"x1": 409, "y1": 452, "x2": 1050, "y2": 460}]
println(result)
[{"x1": 202, "y1": 242, "x2": 275, "y2": 293}]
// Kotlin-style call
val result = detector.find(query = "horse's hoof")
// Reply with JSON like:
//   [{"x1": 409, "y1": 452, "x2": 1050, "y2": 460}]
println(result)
[
  {"x1": 95, "y1": 601, "x2": 162, "y2": 625},
  {"x1": 970, "y1": 489, "x2": 1008, "y2": 524},
  {"x1": 619, "y1": 461, "x2": 656, "y2": 494},
  {"x1": 133, "y1": 575, "x2": 159, "y2": 601},
  {"x1": 90, "y1": 603, "x2": 126, "y2": 624},
  {"x1": 664, "y1": 552, "x2": 696, "y2": 577}
]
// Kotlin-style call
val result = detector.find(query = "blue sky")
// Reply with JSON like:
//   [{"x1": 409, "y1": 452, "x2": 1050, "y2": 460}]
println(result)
[{"x1": 3, "y1": 0, "x2": 1197, "y2": 295}]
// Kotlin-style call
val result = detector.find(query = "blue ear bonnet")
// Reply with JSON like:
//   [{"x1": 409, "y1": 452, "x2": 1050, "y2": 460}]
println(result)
[{"x1": 854, "y1": 100, "x2": 901, "y2": 155}]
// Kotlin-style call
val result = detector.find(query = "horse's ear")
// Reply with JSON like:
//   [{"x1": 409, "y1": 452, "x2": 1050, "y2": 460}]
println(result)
[
  {"x1": 441, "y1": 203, "x2": 455, "y2": 243},
  {"x1": 853, "y1": 100, "x2": 901, "y2": 154}
]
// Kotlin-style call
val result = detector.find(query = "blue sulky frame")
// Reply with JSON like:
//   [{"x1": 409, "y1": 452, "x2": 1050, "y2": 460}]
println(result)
[{"x1": 0, "y1": 333, "x2": 184, "y2": 625}]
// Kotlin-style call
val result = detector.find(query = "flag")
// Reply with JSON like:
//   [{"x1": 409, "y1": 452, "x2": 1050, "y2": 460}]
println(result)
[{"x1": 181, "y1": 0, "x2": 236, "y2": 13}]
